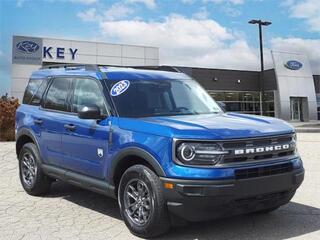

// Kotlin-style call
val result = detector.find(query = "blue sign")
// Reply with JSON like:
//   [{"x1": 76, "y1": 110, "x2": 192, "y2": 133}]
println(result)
[
  {"x1": 16, "y1": 41, "x2": 40, "y2": 54},
  {"x1": 284, "y1": 60, "x2": 303, "y2": 70},
  {"x1": 110, "y1": 80, "x2": 130, "y2": 96}
]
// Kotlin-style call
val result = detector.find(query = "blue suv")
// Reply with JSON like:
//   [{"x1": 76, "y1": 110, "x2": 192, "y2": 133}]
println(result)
[{"x1": 16, "y1": 64, "x2": 304, "y2": 238}]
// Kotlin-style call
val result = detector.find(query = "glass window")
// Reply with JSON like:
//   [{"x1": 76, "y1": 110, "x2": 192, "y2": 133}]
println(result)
[
  {"x1": 210, "y1": 92, "x2": 225, "y2": 101},
  {"x1": 239, "y1": 92, "x2": 260, "y2": 102},
  {"x1": 225, "y1": 92, "x2": 239, "y2": 102},
  {"x1": 207, "y1": 90, "x2": 275, "y2": 117},
  {"x1": 225, "y1": 102, "x2": 241, "y2": 111},
  {"x1": 23, "y1": 79, "x2": 44, "y2": 105},
  {"x1": 263, "y1": 102, "x2": 275, "y2": 112},
  {"x1": 72, "y1": 78, "x2": 107, "y2": 115},
  {"x1": 108, "y1": 79, "x2": 222, "y2": 118},
  {"x1": 44, "y1": 78, "x2": 72, "y2": 112},
  {"x1": 30, "y1": 79, "x2": 49, "y2": 105},
  {"x1": 264, "y1": 91, "x2": 275, "y2": 102}
]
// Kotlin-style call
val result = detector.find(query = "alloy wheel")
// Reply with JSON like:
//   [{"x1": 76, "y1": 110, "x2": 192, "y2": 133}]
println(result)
[
  {"x1": 123, "y1": 179, "x2": 153, "y2": 226},
  {"x1": 21, "y1": 152, "x2": 37, "y2": 187}
]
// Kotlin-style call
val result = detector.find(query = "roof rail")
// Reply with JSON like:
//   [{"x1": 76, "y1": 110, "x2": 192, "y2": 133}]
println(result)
[
  {"x1": 129, "y1": 65, "x2": 181, "y2": 73},
  {"x1": 40, "y1": 64, "x2": 182, "y2": 73},
  {"x1": 40, "y1": 64, "x2": 100, "y2": 71}
]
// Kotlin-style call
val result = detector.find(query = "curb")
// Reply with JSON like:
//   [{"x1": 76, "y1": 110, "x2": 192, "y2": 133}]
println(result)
[{"x1": 295, "y1": 128, "x2": 320, "y2": 133}]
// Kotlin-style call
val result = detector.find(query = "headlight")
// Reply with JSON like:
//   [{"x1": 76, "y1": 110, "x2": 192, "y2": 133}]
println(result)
[
  {"x1": 293, "y1": 132, "x2": 297, "y2": 142},
  {"x1": 292, "y1": 132, "x2": 298, "y2": 154},
  {"x1": 175, "y1": 142, "x2": 228, "y2": 166}
]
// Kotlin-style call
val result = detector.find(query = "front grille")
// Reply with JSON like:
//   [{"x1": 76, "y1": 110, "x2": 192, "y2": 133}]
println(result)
[
  {"x1": 235, "y1": 162, "x2": 293, "y2": 180},
  {"x1": 220, "y1": 134, "x2": 296, "y2": 165}
]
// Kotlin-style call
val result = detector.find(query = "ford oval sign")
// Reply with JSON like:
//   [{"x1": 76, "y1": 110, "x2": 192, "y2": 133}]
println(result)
[
  {"x1": 110, "y1": 80, "x2": 130, "y2": 96},
  {"x1": 284, "y1": 60, "x2": 303, "y2": 70},
  {"x1": 16, "y1": 41, "x2": 40, "y2": 54}
]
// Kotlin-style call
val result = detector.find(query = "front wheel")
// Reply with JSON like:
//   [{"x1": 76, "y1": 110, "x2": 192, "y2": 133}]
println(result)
[
  {"x1": 118, "y1": 165, "x2": 170, "y2": 238},
  {"x1": 19, "y1": 143, "x2": 52, "y2": 196}
]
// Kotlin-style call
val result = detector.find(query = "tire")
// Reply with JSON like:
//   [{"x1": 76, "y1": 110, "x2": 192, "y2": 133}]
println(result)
[
  {"x1": 118, "y1": 165, "x2": 171, "y2": 238},
  {"x1": 19, "y1": 143, "x2": 51, "y2": 196},
  {"x1": 255, "y1": 206, "x2": 280, "y2": 214}
]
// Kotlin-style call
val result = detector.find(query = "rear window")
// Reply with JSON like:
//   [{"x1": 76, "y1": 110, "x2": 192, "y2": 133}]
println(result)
[
  {"x1": 43, "y1": 78, "x2": 72, "y2": 112},
  {"x1": 23, "y1": 79, "x2": 49, "y2": 105}
]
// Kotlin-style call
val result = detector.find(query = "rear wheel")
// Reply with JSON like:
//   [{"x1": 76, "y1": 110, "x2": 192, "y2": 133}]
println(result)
[
  {"x1": 19, "y1": 143, "x2": 52, "y2": 196},
  {"x1": 118, "y1": 165, "x2": 170, "y2": 238}
]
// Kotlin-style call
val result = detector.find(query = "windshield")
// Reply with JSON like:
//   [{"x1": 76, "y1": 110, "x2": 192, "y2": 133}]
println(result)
[{"x1": 107, "y1": 79, "x2": 223, "y2": 118}]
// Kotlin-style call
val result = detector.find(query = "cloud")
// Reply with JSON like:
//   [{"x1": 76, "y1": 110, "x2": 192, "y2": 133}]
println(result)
[
  {"x1": 181, "y1": 0, "x2": 195, "y2": 4},
  {"x1": 204, "y1": 0, "x2": 243, "y2": 17},
  {"x1": 192, "y1": 7, "x2": 209, "y2": 19},
  {"x1": 76, "y1": 4, "x2": 320, "y2": 73},
  {"x1": 103, "y1": 3, "x2": 134, "y2": 20},
  {"x1": 77, "y1": 8, "x2": 99, "y2": 22},
  {"x1": 204, "y1": 0, "x2": 245, "y2": 5},
  {"x1": 127, "y1": 0, "x2": 156, "y2": 9},
  {"x1": 77, "y1": 3, "x2": 134, "y2": 22},
  {"x1": 69, "y1": 0, "x2": 98, "y2": 4},
  {"x1": 99, "y1": 15, "x2": 260, "y2": 70},
  {"x1": 221, "y1": 5, "x2": 242, "y2": 17},
  {"x1": 286, "y1": 0, "x2": 320, "y2": 32},
  {"x1": 271, "y1": 37, "x2": 320, "y2": 74}
]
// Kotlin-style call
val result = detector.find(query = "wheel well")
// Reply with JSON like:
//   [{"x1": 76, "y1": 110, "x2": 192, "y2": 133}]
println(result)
[
  {"x1": 113, "y1": 155, "x2": 157, "y2": 193},
  {"x1": 16, "y1": 135, "x2": 34, "y2": 157}
]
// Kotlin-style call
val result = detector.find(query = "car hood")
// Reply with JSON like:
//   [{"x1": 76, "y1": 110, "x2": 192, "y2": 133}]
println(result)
[{"x1": 118, "y1": 112, "x2": 294, "y2": 140}]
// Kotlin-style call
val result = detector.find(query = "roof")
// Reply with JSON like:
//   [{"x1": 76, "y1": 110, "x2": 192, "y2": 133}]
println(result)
[{"x1": 31, "y1": 65, "x2": 190, "y2": 81}]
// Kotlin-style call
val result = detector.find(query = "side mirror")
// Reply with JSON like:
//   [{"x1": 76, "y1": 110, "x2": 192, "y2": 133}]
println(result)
[{"x1": 78, "y1": 105, "x2": 103, "y2": 119}]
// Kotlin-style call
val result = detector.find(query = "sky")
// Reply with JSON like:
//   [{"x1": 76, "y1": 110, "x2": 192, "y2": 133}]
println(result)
[{"x1": 1, "y1": 0, "x2": 320, "y2": 95}]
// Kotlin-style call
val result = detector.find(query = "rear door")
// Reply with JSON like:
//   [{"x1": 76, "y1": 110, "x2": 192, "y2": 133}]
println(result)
[
  {"x1": 40, "y1": 77, "x2": 73, "y2": 167},
  {"x1": 61, "y1": 77, "x2": 110, "y2": 179},
  {"x1": 20, "y1": 78, "x2": 50, "y2": 159}
]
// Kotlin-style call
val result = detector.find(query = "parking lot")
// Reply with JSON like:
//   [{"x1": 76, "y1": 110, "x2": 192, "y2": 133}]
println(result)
[{"x1": 0, "y1": 133, "x2": 319, "y2": 240}]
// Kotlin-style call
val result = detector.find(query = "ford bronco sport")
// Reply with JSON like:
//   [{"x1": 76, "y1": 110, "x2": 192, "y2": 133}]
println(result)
[{"x1": 16, "y1": 64, "x2": 304, "y2": 238}]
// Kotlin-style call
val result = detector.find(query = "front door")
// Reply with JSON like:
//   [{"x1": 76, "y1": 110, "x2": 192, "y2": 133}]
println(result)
[
  {"x1": 61, "y1": 77, "x2": 110, "y2": 179},
  {"x1": 290, "y1": 97, "x2": 303, "y2": 121}
]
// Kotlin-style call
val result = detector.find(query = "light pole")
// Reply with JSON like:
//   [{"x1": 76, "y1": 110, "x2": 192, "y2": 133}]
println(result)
[{"x1": 248, "y1": 19, "x2": 272, "y2": 116}]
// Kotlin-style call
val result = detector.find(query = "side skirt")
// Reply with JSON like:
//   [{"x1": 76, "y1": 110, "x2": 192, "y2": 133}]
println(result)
[{"x1": 42, "y1": 164, "x2": 116, "y2": 198}]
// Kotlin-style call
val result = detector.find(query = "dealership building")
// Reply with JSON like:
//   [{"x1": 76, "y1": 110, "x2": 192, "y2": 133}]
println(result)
[{"x1": 11, "y1": 35, "x2": 320, "y2": 121}]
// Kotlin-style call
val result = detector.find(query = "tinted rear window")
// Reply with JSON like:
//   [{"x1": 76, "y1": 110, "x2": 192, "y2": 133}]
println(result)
[
  {"x1": 23, "y1": 79, "x2": 49, "y2": 105},
  {"x1": 43, "y1": 78, "x2": 72, "y2": 112}
]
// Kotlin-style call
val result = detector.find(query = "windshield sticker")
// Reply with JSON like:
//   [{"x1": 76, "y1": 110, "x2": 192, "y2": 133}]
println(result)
[{"x1": 110, "y1": 80, "x2": 130, "y2": 96}]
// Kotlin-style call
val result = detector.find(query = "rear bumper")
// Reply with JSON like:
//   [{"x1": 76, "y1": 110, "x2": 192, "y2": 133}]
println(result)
[{"x1": 160, "y1": 168, "x2": 304, "y2": 222}]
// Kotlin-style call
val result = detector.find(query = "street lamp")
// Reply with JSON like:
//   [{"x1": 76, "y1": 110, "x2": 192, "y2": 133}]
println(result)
[{"x1": 249, "y1": 19, "x2": 272, "y2": 116}]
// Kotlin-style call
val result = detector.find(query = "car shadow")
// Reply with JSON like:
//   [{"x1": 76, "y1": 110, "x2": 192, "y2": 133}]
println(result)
[
  {"x1": 160, "y1": 201, "x2": 320, "y2": 240},
  {"x1": 46, "y1": 181, "x2": 320, "y2": 240},
  {"x1": 45, "y1": 180, "x2": 122, "y2": 220}
]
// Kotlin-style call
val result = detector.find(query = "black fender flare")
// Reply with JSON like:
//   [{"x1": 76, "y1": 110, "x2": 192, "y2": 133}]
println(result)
[
  {"x1": 107, "y1": 147, "x2": 166, "y2": 186},
  {"x1": 15, "y1": 128, "x2": 40, "y2": 157}
]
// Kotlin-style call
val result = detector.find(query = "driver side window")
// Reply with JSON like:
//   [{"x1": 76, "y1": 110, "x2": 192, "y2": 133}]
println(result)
[{"x1": 72, "y1": 78, "x2": 108, "y2": 115}]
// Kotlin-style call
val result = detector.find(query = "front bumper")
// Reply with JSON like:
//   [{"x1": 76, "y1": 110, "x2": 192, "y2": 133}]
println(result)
[{"x1": 160, "y1": 167, "x2": 304, "y2": 222}]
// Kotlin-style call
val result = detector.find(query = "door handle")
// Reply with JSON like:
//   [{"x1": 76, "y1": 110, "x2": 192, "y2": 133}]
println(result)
[
  {"x1": 64, "y1": 124, "x2": 76, "y2": 131},
  {"x1": 34, "y1": 119, "x2": 43, "y2": 125}
]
